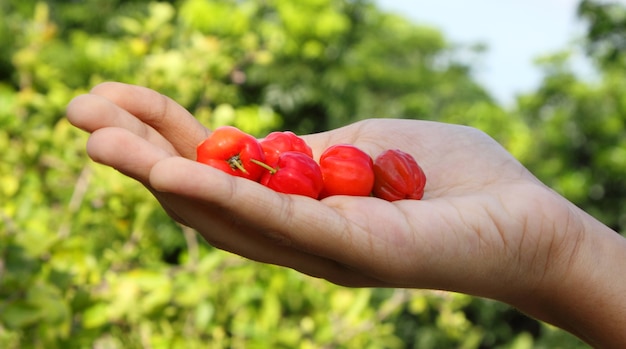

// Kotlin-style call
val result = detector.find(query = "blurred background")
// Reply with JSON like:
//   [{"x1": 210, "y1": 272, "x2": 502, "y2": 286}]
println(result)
[
  {"x1": 380, "y1": 0, "x2": 600, "y2": 106},
  {"x1": 1, "y1": 0, "x2": 624, "y2": 347}
]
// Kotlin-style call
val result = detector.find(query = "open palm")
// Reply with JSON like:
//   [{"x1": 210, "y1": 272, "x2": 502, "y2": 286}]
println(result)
[{"x1": 67, "y1": 82, "x2": 583, "y2": 305}]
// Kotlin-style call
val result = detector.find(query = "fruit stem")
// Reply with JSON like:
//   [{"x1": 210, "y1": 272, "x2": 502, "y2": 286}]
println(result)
[
  {"x1": 228, "y1": 155, "x2": 249, "y2": 174},
  {"x1": 250, "y1": 159, "x2": 277, "y2": 174}
]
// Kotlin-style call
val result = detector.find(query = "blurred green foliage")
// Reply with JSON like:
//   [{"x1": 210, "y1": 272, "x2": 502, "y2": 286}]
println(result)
[{"x1": 2, "y1": 0, "x2": 623, "y2": 347}]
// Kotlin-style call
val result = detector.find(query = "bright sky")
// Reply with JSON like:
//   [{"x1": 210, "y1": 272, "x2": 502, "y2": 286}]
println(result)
[{"x1": 375, "y1": 0, "x2": 594, "y2": 106}]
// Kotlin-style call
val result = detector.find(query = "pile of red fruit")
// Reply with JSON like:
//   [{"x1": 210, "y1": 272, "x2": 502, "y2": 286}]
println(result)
[{"x1": 196, "y1": 126, "x2": 426, "y2": 201}]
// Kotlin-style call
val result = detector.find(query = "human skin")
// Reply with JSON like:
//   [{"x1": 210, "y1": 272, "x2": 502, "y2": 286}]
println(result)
[{"x1": 67, "y1": 82, "x2": 626, "y2": 348}]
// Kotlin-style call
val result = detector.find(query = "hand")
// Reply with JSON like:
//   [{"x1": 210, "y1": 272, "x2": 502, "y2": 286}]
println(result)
[
  {"x1": 65, "y1": 81, "x2": 580, "y2": 292},
  {"x1": 67, "y1": 82, "x2": 626, "y2": 347}
]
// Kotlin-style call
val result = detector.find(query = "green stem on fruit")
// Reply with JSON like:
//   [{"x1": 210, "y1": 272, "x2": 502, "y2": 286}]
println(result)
[
  {"x1": 250, "y1": 158, "x2": 277, "y2": 174},
  {"x1": 228, "y1": 155, "x2": 249, "y2": 174}
]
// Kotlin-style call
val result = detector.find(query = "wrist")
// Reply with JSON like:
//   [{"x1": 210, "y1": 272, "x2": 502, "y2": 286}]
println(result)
[{"x1": 512, "y1": 200, "x2": 626, "y2": 347}]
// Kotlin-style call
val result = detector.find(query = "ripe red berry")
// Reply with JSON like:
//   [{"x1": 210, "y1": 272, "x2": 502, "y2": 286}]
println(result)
[
  {"x1": 257, "y1": 151, "x2": 324, "y2": 199},
  {"x1": 196, "y1": 126, "x2": 266, "y2": 181},
  {"x1": 372, "y1": 149, "x2": 426, "y2": 201},
  {"x1": 260, "y1": 131, "x2": 313, "y2": 165},
  {"x1": 318, "y1": 144, "x2": 374, "y2": 198}
]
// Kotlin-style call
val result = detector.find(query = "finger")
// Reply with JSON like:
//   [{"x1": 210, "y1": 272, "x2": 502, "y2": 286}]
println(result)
[
  {"x1": 87, "y1": 127, "x2": 172, "y2": 183},
  {"x1": 151, "y1": 190, "x2": 381, "y2": 287},
  {"x1": 67, "y1": 94, "x2": 178, "y2": 155},
  {"x1": 90, "y1": 82, "x2": 209, "y2": 158},
  {"x1": 149, "y1": 157, "x2": 350, "y2": 250},
  {"x1": 148, "y1": 157, "x2": 380, "y2": 277}
]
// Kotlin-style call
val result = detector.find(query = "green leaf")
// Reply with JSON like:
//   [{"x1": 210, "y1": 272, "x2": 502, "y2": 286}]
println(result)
[
  {"x1": 82, "y1": 303, "x2": 109, "y2": 329},
  {"x1": 0, "y1": 302, "x2": 42, "y2": 329}
]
